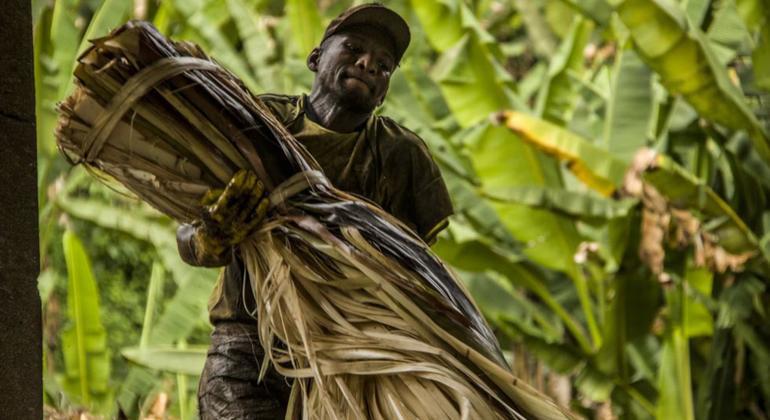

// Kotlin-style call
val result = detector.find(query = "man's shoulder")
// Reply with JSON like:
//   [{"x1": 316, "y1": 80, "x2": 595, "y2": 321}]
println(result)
[
  {"x1": 373, "y1": 115, "x2": 431, "y2": 157},
  {"x1": 257, "y1": 93, "x2": 300, "y2": 105},
  {"x1": 257, "y1": 93, "x2": 301, "y2": 121}
]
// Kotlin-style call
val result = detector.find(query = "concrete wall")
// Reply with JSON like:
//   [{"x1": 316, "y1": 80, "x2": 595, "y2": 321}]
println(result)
[{"x1": 0, "y1": 0, "x2": 42, "y2": 418}]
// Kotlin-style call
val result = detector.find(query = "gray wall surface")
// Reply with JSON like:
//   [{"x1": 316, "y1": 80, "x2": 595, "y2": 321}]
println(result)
[{"x1": 0, "y1": 0, "x2": 42, "y2": 418}]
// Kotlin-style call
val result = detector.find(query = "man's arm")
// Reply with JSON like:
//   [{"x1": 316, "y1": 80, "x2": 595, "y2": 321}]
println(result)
[{"x1": 380, "y1": 126, "x2": 454, "y2": 244}]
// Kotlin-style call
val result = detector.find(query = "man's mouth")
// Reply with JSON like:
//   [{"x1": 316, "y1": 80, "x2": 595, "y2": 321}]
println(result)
[{"x1": 342, "y1": 73, "x2": 373, "y2": 91}]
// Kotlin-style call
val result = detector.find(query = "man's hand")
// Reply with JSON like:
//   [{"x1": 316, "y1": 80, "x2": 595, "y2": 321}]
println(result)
[{"x1": 191, "y1": 169, "x2": 270, "y2": 262}]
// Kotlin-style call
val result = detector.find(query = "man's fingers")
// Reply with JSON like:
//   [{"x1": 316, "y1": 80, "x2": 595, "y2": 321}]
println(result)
[
  {"x1": 254, "y1": 197, "x2": 270, "y2": 224},
  {"x1": 241, "y1": 198, "x2": 271, "y2": 236},
  {"x1": 254, "y1": 179, "x2": 265, "y2": 198},
  {"x1": 232, "y1": 188, "x2": 265, "y2": 225},
  {"x1": 231, "y1": 180, "x2": 270, "y2": 233},
  {"x1": 210, "y1": 170, "x2": 258, "y2": 224},
  {"x1": 200, "y1": 188, "x2": 224, "y2": 206}
]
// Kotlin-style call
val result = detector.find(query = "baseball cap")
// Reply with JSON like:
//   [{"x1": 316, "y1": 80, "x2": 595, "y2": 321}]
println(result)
[{"x1": 321, "y1": 3, "x2": 411, "y2": 64}]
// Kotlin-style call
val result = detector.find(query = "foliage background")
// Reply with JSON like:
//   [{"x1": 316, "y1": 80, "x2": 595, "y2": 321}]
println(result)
[{"x1": 34, "y1": 0, "x2": 770, "y2": 418}]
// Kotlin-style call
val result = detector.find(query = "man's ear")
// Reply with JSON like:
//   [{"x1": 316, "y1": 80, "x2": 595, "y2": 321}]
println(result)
[{"x1": 307, "y1": 47, "x2": 321, "y2": 72}]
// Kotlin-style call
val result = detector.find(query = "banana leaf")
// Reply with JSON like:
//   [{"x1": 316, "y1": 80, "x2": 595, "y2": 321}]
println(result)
[
  {"x1": 435, "y1": 235, "x2": 591, "y2": 351},
  {"x1": 226, "y1": 0, "x2": 282, "y2": 91},
  {"x1": 432, "y1": 33, "x2": 519, "y2": 127},
  {"x1": 603, "y1": 47, "x2": 654, "y2": 163},
  {"x1": 61, "y1": 229, "x2": 112, "y2": 411},
  {"x1": 409, "y1": 0, "x2": 465, "y2": 52},
  {"x1": 513, "y1": 0, "x2": 557, "y2": 56},
  {"x1": 483, "y1": 185, "x2": 638, "y2": 220},
  {"x1": 56, "y1": 196, "x2": 217, "y2": 413},
  {"x1": 554, "y1": 0, "x2": 611, "y2": 25},
  {"x1": 657, "y1": 283, "x2": 696, "y2": 420},
  {"x1": 465, "y1": 122, "x2": 602, "y2": 352},
  {"x1": 168, "y1": 0, "x2": 260, "y2": 92},
  {"x1": 608, "y1": 0, "x2": 770, "y2": 166},
  {"x1": 61, "y1": 0, "x2": 132, "y2": 99},
  {"x1": 536, "y1": 16, "x2": 594, "y2": 125},
  {"x1": 122, "y1": 347, "x2": 207, "y2": 376},
  {"x1": 285, "y1": 0, "x2": 323, "y2": 56},
  {"x1": 500, "y1": 111, "x2": 629, "y2": 196}
]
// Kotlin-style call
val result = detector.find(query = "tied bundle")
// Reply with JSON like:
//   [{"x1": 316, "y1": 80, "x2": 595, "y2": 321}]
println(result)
[{"x1": 56, "y1": 21, "x2": 571, "y2": 420}]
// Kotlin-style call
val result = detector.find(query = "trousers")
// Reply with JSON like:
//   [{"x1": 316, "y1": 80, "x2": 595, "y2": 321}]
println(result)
[{"x1": 198, "y1": 322, "x2": 293, "y2": 419}]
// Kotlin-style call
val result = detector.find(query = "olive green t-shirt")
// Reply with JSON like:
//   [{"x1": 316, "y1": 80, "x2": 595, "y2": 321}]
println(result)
[{"x1": 208, "y1": 93, "x2": 453, "y2": 323}]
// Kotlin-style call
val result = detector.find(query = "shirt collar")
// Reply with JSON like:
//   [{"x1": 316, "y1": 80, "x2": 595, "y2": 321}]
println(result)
[{"x1": 295, "y1": 93, "x2": 378, "y2": 135}]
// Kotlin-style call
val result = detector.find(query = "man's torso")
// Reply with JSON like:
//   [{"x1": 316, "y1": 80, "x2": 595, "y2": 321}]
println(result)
[{"x1": 208, "y1": 93, "x2": 453, "y2": 323}]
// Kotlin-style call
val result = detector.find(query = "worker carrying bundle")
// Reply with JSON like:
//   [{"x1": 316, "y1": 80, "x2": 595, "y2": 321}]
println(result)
[{"x1": 56, "y1": 4, "x2": 572, "y2": 419}]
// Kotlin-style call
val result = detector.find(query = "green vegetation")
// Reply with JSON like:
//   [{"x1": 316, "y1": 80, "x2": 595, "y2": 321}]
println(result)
[{"x1": 35, "y1": 0, "x2": 770, "y2": 418}]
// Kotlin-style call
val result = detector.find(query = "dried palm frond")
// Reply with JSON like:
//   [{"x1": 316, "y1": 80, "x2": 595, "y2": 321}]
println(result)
[{"x1": 56, "y1": 21, "x2": 572, "y2": 419}]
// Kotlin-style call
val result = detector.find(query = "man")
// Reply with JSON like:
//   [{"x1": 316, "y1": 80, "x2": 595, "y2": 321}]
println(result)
[{"x1": 177, "y1": 4, "x2": 454, "y2": 418}]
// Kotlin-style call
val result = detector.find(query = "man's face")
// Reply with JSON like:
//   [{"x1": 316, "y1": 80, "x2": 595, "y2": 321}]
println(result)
[{"x1": 308, "y1": 25, "x2": 397, "y2": 112}]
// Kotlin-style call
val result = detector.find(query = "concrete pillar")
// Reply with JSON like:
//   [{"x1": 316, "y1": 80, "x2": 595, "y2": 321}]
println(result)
[{"x1": 0, "y1": 0, "x2": 42, "y2": 418}]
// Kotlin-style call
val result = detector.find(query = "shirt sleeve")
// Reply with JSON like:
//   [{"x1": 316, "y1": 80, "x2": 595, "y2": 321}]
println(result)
[{"x1": 382, "y1": 135, "x2": 454, "y2": 244}]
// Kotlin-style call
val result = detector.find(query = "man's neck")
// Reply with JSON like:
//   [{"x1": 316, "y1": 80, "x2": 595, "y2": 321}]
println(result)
[{"x1": 306, "y1": 91, "x2": 372, "y2": 133}]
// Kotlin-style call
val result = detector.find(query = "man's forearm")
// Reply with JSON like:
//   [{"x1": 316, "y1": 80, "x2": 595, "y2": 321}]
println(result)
[{"x1": 176, "y1": 223, "x2": 233, "y2": 267}]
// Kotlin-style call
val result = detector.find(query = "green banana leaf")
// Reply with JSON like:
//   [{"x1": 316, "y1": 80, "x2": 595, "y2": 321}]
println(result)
[
  {"x1": 683, "y1": 264, "x2": 714, "y2": 338},
  {"x1": 656, "y1": 283, "x2": 696, "y2": 420},
  {"x1": 461, "y1": 271, "x2": 563, "y2": 343},
  {"x1": 694, "y1": 328, "x2": 736, "y2": 420},
  {"x1": 608, "y1": 0, "x2": 770, "y2": 166},
  {"x1": 483, "y1": 185, "x2": 638, "y2": 220},
  {"x1": 62, "y1": 0, "x2": 132, "y2": 99},
  {"x1": 707, "y1": 0, "x2": 752, "y2": 53},
  {"x1": 285, "y1": 0, "x2": 323, "y2": 56},
  {"x1": 434, "y1": 235, "x2": 591, "y2": 350},
  {"x1": 420, "y1": 3, "x2": 523, "y2": 127},
  {"x1": 170, "y1": 0, "x2": 260, "y2": 92},
  {"x1": 465, "y1": 122, "x2": 584, "y2": 272},
  {"x1": 595, "y1": 267, "x2": 661, "y2": 379},
  {"x1": 227, "y1": 0, "x2": 282, "y2": 91},
  {"x1": 34, "y1": 6, "x2": 59, "y2": 157},
  {"x1": 56, "y1": 195, "x2": 218, "y2": 287},
  {"x1": 536, "y1": 16, "x2": 594, "y2": 125},
  {"x1": 56, "y1": 195, "x2": 217, "y2": 413},
  {"x1": 754, "y1": 25, "x2": 770, "y2": 90},
  {"x1": 432, "y1": 33, "x2": 519, "y2": 127},
  {"x1": 500, "y1": 111, "x2": 629, "y2": 196},
  {"x1": 464, "y1": 122, "x2": 603, "y2": 351},
  {"x1": 139, "y1": 263, "x2": 166, "y2": 349},
  {"x1": 512, "y1": 0, "x2": 557, "y2": 56},
  {"x1": 61, "y1": 229, "x2": 112, "y2": 411},
  {"x1": 122, "y1": 347, "x2": 207, "y2": 376},
  {"x1": 604, "y1": 47, "x2": 654, "y2": 163},
  {"x1": 555, "y1": 0, "x2": 611, "y2": 25},
  {"x1": 50, "y1": 0, "x2": 80, "y2": 101},
  {"x1": 409, "y1": 0, "x2": 465, "y2": 52},
  {"x1": 684, "y1": 0, "x2": 711, "y2": 27}
]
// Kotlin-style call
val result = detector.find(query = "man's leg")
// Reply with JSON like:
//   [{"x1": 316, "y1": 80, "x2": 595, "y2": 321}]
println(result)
[{"x1": 198, "y1": 322, "x2": 292, "y2": 419}]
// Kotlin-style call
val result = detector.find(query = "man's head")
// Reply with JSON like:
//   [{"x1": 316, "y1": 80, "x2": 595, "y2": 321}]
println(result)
[{"x1": 307, "y1": 4, "x2": 410, "y2": 113}]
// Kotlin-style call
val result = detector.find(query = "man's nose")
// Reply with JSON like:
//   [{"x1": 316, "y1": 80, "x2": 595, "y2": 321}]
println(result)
[{"x1": 355, "y1": 53, "x2": 376, "y2": 74}]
